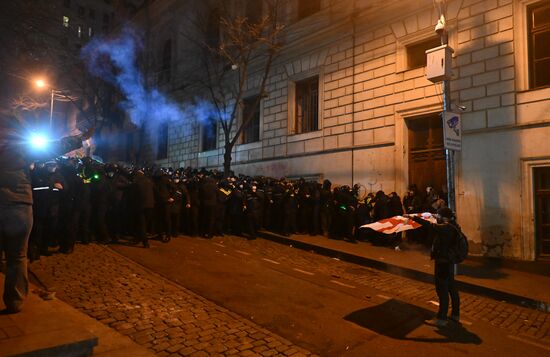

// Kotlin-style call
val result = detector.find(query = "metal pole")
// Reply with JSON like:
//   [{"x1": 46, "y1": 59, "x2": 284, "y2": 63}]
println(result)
[
  {"x1": 440, "y1": 26, "x2": 456, "y2": 212},
  {"x1": 49, "y1": 89, "x2": 54, "y2": 130},
  {"x1": 443, "y1": 81, "x2": 456, "y2": 212}
]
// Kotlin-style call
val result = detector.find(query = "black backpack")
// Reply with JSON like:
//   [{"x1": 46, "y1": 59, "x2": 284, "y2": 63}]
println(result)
[{"x1": 449, "y1": 224, "x2": 469, "y2": 264}]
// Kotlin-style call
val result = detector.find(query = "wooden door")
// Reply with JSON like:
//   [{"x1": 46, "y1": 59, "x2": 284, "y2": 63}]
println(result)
[
  {"x1": 408, "y1": 114, "x2": 447, "y2": 195},
  {"x1": 534, "y1": 166, "x2": 550, "y2": 259}
]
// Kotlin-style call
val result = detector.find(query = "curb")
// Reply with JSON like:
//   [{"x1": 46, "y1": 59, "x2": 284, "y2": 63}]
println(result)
[{"x1": 257, "y1": 230, "x2": 550, "y2": 313}]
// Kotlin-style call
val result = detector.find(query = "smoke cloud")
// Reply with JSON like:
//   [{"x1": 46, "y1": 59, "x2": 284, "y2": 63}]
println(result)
[{"x1": 81, "y1": 26, "x2": 226, "y2": 161}]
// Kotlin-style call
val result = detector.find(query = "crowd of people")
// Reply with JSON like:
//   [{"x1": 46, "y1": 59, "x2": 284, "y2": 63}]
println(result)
[{"x1": 29, "y1": 156, "x2": 449, "y2": 260}]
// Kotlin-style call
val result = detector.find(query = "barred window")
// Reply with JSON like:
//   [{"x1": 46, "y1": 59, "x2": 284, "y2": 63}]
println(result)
[
  {"x1": 528, "y1": 1, "x2": 550, "y2": 88},
  {"x1": 295, "y1": 76, "x2": 319, "y2": 134},
  {"x1": 201, "y1": 117, "x2": 217, "y2": 152},
  {"x1": 242, "y1": 96, "x2": 261, "y2": 144}
]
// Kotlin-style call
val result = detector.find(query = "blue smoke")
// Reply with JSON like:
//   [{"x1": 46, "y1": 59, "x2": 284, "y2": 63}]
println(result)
[{"x1": 81, "y1": 26, "x2": 226, "y2": 132}]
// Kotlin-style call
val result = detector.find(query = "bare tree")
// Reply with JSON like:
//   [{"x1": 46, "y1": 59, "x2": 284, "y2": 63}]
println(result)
[{"x1": 183, "y1": 0, "x2": 285, "y2": 176}]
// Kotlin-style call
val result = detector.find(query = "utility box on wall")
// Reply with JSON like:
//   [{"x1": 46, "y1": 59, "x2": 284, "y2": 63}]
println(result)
[{"x1": 426, "y1": 44, "x2": 453, "y2": 83}]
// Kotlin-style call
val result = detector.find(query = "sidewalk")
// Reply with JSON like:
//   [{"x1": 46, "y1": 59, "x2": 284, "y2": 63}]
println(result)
[
  {"x1": 0, "y1": 274, "x2": 153, "y2": 357},
  {"x1": 257, "y1": 230, "x2": 550, "y2": 312}
]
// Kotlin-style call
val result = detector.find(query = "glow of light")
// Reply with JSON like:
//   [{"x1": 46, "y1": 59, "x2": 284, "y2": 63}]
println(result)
[
  {"x1": 35, "y1": 79, "x2": 46, "y2": 88},
  {"x1": 29, "y1": 134, "x2": 49, "y2": 150}
]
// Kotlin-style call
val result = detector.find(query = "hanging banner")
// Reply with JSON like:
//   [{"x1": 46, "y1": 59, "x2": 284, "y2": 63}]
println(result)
[{"x1": 443, "y1": 111, "x2": 462, "y2": 151}]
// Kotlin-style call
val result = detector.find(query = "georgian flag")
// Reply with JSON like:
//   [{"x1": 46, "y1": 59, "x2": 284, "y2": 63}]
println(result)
[{"x1": 360, "y1": 213, "x2": 437, "y2": 234}]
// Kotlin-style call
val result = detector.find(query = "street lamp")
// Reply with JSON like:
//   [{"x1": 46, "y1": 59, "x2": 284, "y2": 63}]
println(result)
[{"x1": 34, "y1": 78, "x2": 58, "y2": 130}]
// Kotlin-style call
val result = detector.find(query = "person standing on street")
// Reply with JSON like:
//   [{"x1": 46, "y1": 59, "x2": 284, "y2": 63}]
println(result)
[
  {"x1": 407, "y1": 207, "x2": 461, "y2": 327},
  {"x1": 0, "y1": 110, "x2": 92, "y2": 314}
]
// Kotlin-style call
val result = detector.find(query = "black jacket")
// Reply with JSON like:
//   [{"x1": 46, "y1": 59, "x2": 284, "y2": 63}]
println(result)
[{"x1": 413, "y1": 216, "x2": 458, "y2": 263}]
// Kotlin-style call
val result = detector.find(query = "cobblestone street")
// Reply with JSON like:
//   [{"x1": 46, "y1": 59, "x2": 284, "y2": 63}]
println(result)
[
  {"x1": 28, "y1": 236, "x2": 550, "y2": 356},
  {"x1": 30, "y1": 244, "x2": 314, "y2": 357}
]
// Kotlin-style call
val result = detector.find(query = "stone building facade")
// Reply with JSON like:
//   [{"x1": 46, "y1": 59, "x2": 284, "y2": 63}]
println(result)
[{"x1": 132, "y1": 0, "x2": 550, "y2": 261}]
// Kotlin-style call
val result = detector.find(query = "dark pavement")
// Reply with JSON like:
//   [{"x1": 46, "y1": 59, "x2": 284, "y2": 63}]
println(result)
[
  {"x1": 104, "y1": 235, "x2": 549, "y2": 356},
  {"x1": 255, "y1": 230, "x2": 550, "y2": 311}
]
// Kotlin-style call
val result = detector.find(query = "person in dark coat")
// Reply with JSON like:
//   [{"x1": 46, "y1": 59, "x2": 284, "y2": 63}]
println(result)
[
  {"x1": 106, "y1": 165, "x2": 130, "y2": 242},
  {"x1": 186, "y1": 178, "x2": 200, "y2": 236},
  {"x1": 228, "y1": 184, "x2": 245, "y2": 236},
  {"x1": 244, "y1": 184, "x2": 263, "y2": 239},
  {"x1": 0, "y1": 111, "x2": 89, "y2": 313},
  {"x1": 153, "y1": 171, "x2": 172, "y2": 242},
  {"x1": 282, "y1": 183, "x2": 298, "y2": 236},
  {"x1": 408, "y1": 207, "x2": 461, "y2": 327},
  {"x1": 319, "y1": 179, "x2": 332, "y2": 237},
  {"x1": 199, "y1": 176, "x2": 218, "y2": 238},
  {"x1": 132, "y1": 170, "x2": 154, "y2": 247}
]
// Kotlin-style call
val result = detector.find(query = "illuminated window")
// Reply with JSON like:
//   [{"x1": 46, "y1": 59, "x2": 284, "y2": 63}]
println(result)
[
  {"x1": 406, "y1": 37, "x2": 441, "y2": 69},
  {"x1": 88, "y1": 27, "x2": 93, "y2": 37},
  {"x1": 242, "y1": 96, "x2": 261, "y2": 144},
  {"x1": 78, "y1": 26, "x2": 82, "y2": 38},
  {"x1": 63, "y1": 16, "x2": 70, "y2": 28},
  {"x1": 528, "y1": 1, "x2": 550, "y2": 88},
  {"x1": 294, "y1": 76, "x2": 319, "y2": 134}
]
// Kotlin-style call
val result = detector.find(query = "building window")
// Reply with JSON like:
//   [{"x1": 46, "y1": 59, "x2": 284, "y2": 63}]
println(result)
[
  {"x1": 77, "y1": 26, "x2": 82, "y2": 38},
  {"x1": 242, "y1": 96, "x2": 261, "y2": 144},
  {"x1": 64, "y1": 0, "x2": 71, "y2": 8},
  {"x1": 157, "y1": 123, "x2": 169, "y2": 160},
  {"x1": 528, "y1": 1, "x2": 550, "y2": 89},
  {"x1": 406, "y1": 37, "x2": 441, "y2": 69},
  {"x1": 295, "y1": 76, "x2": 319, "y2": 134},
  {"x1": 88, "y1": 27, "x2": 93, "y2": 37},
  {"x1": 78, "y1": 5, "x2": 85, "y2": 18},
  {"x1": 246, "y1": 0, "x2": 263, "y2": 24},
  {"x1": 201, "y1": 117, "x2": 217, "y2": 152},
  {"x1": 89, "y1": 9, "x2": 95, "y2": 19},
  {"x1": 63, "y1": 16, "x2": 70, "y2": 28},
  {"x1": 297, "y1": 0, "x2": 321, "y2": 20},
  {"x1": 161, "y1": 39, "x2": 172, "y2": 83}
]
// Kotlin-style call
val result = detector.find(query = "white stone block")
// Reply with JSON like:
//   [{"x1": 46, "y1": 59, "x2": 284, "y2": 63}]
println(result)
[
  {"x1": 487, "y1": 106, "x2": 515, "y2": 127},
  {"x1": 462, "y1": 111, "x2": 487, "y2": 130},
  {"x1": 472, "y1": 70, "x2": 500, "y2": 86},
  {"x1": 287, "y1": 141, "x2": 304, "y2": 155}
]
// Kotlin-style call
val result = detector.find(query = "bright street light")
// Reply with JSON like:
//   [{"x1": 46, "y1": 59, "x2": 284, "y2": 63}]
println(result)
[
  {"x1": 33, "y1": 77, "x2": 55, "y2": 130},
  {"x1": 35, "y1": 79, "x2": 47, "y2": 88}
]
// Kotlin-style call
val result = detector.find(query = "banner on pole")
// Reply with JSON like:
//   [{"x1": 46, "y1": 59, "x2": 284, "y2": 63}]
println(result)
[{"x1": 443, "y1": 112, "x2": 462, "y2": 151}]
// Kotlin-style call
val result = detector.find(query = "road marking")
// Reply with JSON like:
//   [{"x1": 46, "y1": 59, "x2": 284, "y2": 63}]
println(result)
[
  {"x1": 507, "y1": 335, "x2": 550, "y2": 351},
  {"x1": 213, "y1": 243, "x2": 226, "y2": 248},
  {"x1": 262, "y1": 258, "x2": 280, "y2": 265},
  {"x1": 428, "y1": 300, "x2": 440, "y2": 306},
  {"x1": 293, "y1": 268, "x2": 314, "y2": 276},
  {"x1": 377, "y1": 294, "x2": 391, "y2": 300},
  {"x1": 330, "y1": 280, "x2": 356, "y2": 289},
  {"x1": 460, "y1": 320, "x2": 473, "y2": 326},
  {"x1": 235, "y1": 250, "x2": 251, "y2": 256}
]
